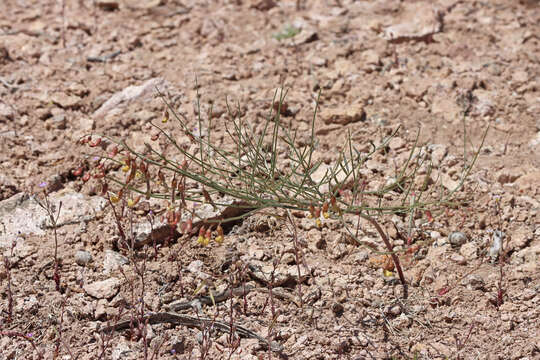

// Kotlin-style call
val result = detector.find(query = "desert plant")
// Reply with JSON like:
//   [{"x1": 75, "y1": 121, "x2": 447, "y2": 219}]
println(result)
[
  {"x1": 34, "y1": 187, "x2": 63, "y2": 293},
  {"x1": 81, "y1": 87, "x2": 487, "y2": 298}
]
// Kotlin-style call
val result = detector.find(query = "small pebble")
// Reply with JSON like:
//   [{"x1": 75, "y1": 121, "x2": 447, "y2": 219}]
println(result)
[
  {"x1": 75, "y1": 250, "x2": 92, "y2": 266},
  {"x1": 448, "y1": 231, "x2": 467, "y2": 246}
]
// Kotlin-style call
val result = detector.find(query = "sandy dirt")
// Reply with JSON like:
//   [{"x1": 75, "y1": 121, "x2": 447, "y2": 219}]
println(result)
[{"x1": 0, "y1": 0, "x2": 539, "y2": 359}]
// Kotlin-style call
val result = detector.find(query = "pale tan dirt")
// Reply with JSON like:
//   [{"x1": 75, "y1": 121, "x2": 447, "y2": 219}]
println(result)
[{"x1": 0, "y1": 0, "x2": 539, "y2": 359}]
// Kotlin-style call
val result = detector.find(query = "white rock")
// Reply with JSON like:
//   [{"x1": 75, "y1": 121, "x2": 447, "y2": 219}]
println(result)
[
  {"x1": 383, "y1": 3, "x2": 443, "y2": 42},
  {"x1": 93, "y1": 78, "x2": 169, "y2": 118},
  {"x1": 84, "y1": 278, "x2": 121, "y2": 299},
  {"x1": 103, "y1": 250, "x2": 129, "y2": 274},
  {"x1": 75, "y1": 250, "x2": 92, "y2": 266},
  {"x1": 0, "y1": 191, "x2": 106, "y2": 246}
]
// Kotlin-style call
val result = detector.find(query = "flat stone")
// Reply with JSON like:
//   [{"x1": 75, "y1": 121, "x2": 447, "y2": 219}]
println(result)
[
  {"x1": 383, "y1": 3, "x2": 443, "y2": 42},
  {"x1": 84, "y1": 278, "x2": 121, "y2": 299},
  {"x1": 103, "y1": 250, "x2": 129, "y2": 274},
  {"x1": 514, "y1": 170, "x2": 540, "y2": 191},
  {"x1": 321, "y1": 104, "x2": 366, "y2": 125},
  {"x1": 50, "y1": 92, "x2": 82, "y2": 109},
  {"x1": 0, "y1": 191, "x2": 107, "y2": 246},
  {"x1": 94, "y1": 78, "x2": 169, "y2": 118}
]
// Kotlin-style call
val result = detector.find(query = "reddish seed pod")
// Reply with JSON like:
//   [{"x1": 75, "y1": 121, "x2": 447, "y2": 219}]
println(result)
[
  {"x1": 314, "y1": 207, "x2": 321, "y2": 218},
  {"x1": 97, "y1": 162, "x2": 104, "y2": 170},
  {"x1": 181, "y1": 159, "x2": 188, "y2": 170},
  {"x1": 309, "y1": 204, "x2": 315, "y2": 217},
  {"x1": 162, "y1": 109, "x2": 169, "y2": 123},
  {"x1": 322, "y1": 202, "x2": 329, "y2": 213},
  {"x1": 82, "y1": 173, "x2": 91, "y2": 182},
  {"x1": 205, "y1": 227, "x2": 212, "y2": 240},
  {"x1": 151, "y1": 133, "x2": 159, "y2": 141},
  {"x1": 203, "y1": 189, "x2": 212, "y2": 204},
  {"x1": 167, "y1": 210, "x2": 174, "y2": 225},
  {"x1": 139, "y1": 162, "x2": 147, "y2": 174},
  {"x1": 184, "y1": 218, "x2": 193, "y2": 234},
  {"x1": 101, "y1": 182, "x2": 109, "y2": 196},
  {"x1": 217, "y1": 224, "x2": 223, "y2": 237},
  {"x1": 109, "y1": 146, "x2": 118, "y2": 157},
  {"x1": 72, "y1": 167, "x2": 83, "y2": 176},
  {"x1": 158, "y1": 170, "x2": 165, "y2": 183},
  {"x1": 199, "y1": 226, "x2": 206, "y2": 237},
  {"x1": 93, "y1": 170, "x2": 105, "y2": 179},
  {"x1": 438, "y1": 287, "x2": 449, "y2": 296},
  {"x1": 89, "y1": 138, "x2": 102, "y2": 147}
]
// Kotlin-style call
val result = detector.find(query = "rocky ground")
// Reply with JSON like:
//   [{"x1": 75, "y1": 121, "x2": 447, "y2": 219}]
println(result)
[{"x1": 0, "y1": 0, "x2": 539, "y2": 359}]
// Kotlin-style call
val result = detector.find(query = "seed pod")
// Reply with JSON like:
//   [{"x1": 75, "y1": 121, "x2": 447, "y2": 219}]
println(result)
[
  {"x1": 183, "y1": 218, "x2": 193, "y2": 234},
  {"x1": 202, "y1": 189, "x2": 213, "y2": 205},
  {"x1": 101, "y1": 182, "x2": 109, "y2": 196},
  {"x1": 158, "y1": 170, "x2": 166, "y2": 184},
  {"x1": 199, "y1": 226, "x2": 206, "y2": 238},
  {"x1": 308, "y1": 204, "x2": 315, "y2": 218},
  {"x1": 162, "y1": 109, "x2": 169, "y2": 123},
  {"x1": 72, "y1": 167, "x2": 83, "y2": 176},
  {"x1": 127, "y1": 196, "x2": 141, "y2": 208},
  {"x1": 110, "y1": 193, "x2": 120, "y2": 203},
  {"x1": 126, "y1": 162, "x2": 137, "y2": 184},
  {"x1": 322, "y1": 202, "x2": 329, "y2": 213},
  {"x1": 89, "y1": 138, "x2": 101, "y2": 147},
  {"x1": 82, "y1": 173, "x2": 91, "y2": 182},
  {"x1": 93, "y1": 170, "x2": 105, "y2": 179},
  {"x1": 139, "y1": 162, "x2": 147, "y2": 175},
  {"x1": 322, "y1": 202, "x2": 329, "y2": 218},
  {"x1": 166, "y1": 210, "x2": 174, "y2": 225},
  {"x1": 151, "y1": 133, "x2": 159, "y2": 141},
  {"x1": 383, "y1": 256, "x2": 394, "y2": 272},
  {"x1": 109, "y1": 146, "x2": 119, "y2": 157},
  {"x1": 215, "y1": 224, "x2": 224, "y2": 244},
  {"x1": 425, "y1": 210, "x2": 434, "y2": 223},
  {"x1": 217, "y1": 224, "x2": 223, "y2": 237},
  {"x1": 205, "y1": 227, "x2": 212, "y2": 241}
]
